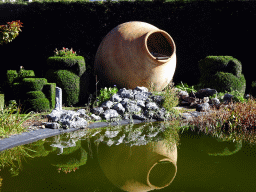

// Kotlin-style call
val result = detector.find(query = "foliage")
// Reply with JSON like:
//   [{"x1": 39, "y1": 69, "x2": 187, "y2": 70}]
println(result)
[
  {"x1": 0, "y1": 104, "x2": 33, "y2": 139},
  {"x1": 187, "y1": 98, "x2": 256, "y2": 144},
  {"x1": 47, "y1": 56, "x2": 86, "y2": 77},
  {"x1": 155, "y1": 82, "x2": 179, "y2": 113},
  {"x1": 198, "y1": 56, "x2": 246, "y2": 95},
  {"x1": 23, "y1": 98, "x2": 50, "y2": 112},
  {"x1": 0, "y1": 20, "x2": 23, "y2": 45},
  {"x1": 94, "y1": 85, "x2": 118, "y2": 107},
  {"x1": 54, "y1": 47, "x2": 77, "y2": 57},
  {"x1": 175, "y1": 81, "x2": 197, "y2": 94},
  {"x1": 46, "y1": 69, "x2": 80, "y2": 106},
  {"x1": 22, "y1": 78, "x2": 47, "y2": 92}
]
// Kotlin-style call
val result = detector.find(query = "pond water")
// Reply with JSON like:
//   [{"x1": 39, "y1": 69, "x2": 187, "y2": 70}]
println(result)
[{"x1": 0, "y1": 121, "x2": 256, "y2": 192}]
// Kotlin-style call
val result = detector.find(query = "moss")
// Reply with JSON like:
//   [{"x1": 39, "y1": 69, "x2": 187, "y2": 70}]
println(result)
[
  {"x1": 24, "y1": 98, "x2": 50, "y2": 112},
  {"x1": 47, "y1": 56, "x2": 86, "y2": 77},
  {"x1": 22, "y1": 78, "x2": 47, "y2": 92},
  {"x1": 42, "y1": 83, "x2": 56, "y2": 109},
  {"x1": 26, "y1": 91, "x2": 46, "y2": 100},
  {"x1": 45, "y1": 70, "x2": 79, "y2": 106}
]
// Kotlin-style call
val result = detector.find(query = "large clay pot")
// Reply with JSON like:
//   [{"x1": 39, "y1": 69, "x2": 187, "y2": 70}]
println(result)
[
  {"x1": 94, "y1": 21, "x2": 176, "y2": 91},
  {"x1": 97, "y1": 140, "x2": 177, "y2": 192}
]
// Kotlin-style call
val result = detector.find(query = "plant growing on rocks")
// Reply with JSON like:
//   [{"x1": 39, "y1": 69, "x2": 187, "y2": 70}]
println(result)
[
  {"x1": 175, "y1": 81, "x2": 197, "y2": 94},
  {"x1": 94, "y1": 85, "x2": 118, "y2": 107}
]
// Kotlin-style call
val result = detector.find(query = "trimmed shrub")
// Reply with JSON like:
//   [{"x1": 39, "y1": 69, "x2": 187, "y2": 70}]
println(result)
[
  {"x1": 26, "y1": 91, "x2": 46, "y2": 100},
  {"x1": 22, "y1": 78, "x2": 47, "y2": 92},
  {"x1": 47, "y1": 56, "x2": 86, "y2": 77},
  {"x1": 42, "y1": 83, "x2": 56, "y2": 109},
  {"x1": 12, "y1": 83, "x2": 22, "y2": 101},
  {"x1": 17, "y1": 70, "x2": 35, "y2": 82},
  {"x1": 0, "y1": 94, "x2": 4, "y2": 110},
  {"x1": 199, "y1": 56, "x2": 242, "y2": 80},
  {"x1": 198, "y1": 56, "x2": 246, "y2": 95},
  {"x1": 24, "y1": 98, "x2": 50, "y2": 113},
  {"x1": 6, "y1": 70, "x2": 18, "y2": 86},
  {"x1": 211, "y1": 72, "x2": 246, "y2": 94},
  {"x1": 45, "y1": 69, "x2": 79, "y2": 106}
]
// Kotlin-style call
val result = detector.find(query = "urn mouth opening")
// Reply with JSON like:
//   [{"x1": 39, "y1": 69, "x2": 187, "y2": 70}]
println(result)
[
  {"x1": 148, "y1": 159, "x2": 177, "y2": 188},
  {"x1": 146, "y1": 31, "x2": 176, "y2": 62}
]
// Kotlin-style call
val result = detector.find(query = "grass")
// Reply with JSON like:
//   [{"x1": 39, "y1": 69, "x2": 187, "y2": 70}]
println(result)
[{"x1": 0, "y1": 104, "x2": 34, "y2": 139}]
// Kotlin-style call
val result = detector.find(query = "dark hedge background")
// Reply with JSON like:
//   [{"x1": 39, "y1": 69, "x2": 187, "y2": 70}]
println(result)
[{"x1": 1, "y1": 1, "x2": 256, "y2": 96}]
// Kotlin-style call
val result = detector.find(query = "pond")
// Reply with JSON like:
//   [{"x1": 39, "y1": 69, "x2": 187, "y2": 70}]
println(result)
[{"x1": 0, "y1": 121, "x2": 256, "y2": 192}]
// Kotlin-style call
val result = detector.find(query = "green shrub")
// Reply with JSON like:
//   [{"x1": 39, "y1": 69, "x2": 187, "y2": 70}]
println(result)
[
  {"x1": 45, "y1": 69, "x2": 79, "y2": 106},
  {"x1": 94, "y1": 86, "x2": 118, "y2": 107},
  {"x1": 26, "y1": 91, "x2": 46, "y2": 100},
  {"x1": 12, "y1": 83, "x2": 22, "y2": 101},
  {"x1": 47, "y1": 56, "x2": 86, "y2": 77},
  {"x1": 199, "y1": 56, "x2": 242, "y2": 80},
  {"x1": 209, "y1": 72, "x2": 246, "y2": 94},
  {"x1": 17, "y1": 70, "x2": 35, "y2": 81},
  {"x1": 24, "y1": 98, "x2": 50, "y2": 112},
  {"x1": 198, "y1": 56, "x2": 246, "y2": 95},
  {"x1": 0, "y1": 94, "x2": 4, "y2": 110},
  {"x1": 6, "y1": 70, "x2": 18, "y2": 86},
  {"x1": 22, "y1": 78, "x2": 47, "y2": 92},
  {"x1": 42, "y1": 83, "x2": 56, "y2": 109}
]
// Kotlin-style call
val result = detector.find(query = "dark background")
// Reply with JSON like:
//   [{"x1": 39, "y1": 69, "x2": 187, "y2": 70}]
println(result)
[{"x1": 0, "y1": 1, "x2": 255, "y2": 96}]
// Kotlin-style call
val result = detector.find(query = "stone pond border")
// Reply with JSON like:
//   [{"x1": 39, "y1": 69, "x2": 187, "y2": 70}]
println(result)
[{"x1": 0, "y1": 119, "x2": 157, "y2": 152}]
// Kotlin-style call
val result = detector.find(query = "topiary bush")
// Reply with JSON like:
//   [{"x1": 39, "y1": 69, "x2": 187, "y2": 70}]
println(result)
[
  {"x1": 23, "y1": 98, "x2": 50, "y2": 113},
  {"x1": 198, "y1": 56, "x2": 246, "y2": 95},
  {"x1": 26, "y1": 91, "x2": 46, "y2": 100},
  {"x1": 42, "y1": 83, "x2": 56, "y2": 109},
  {"x1": 22, "y1": 78, "x2": 47, "y2": 92},
  {"x1": 47, "y1": 56, "x2": 86, "y2": 77},
  {"x1": 210, "y1": 72, "x2": 246, "y2": 94},
  {"x1": 45, "y1": 69, "x2": 79, "y2": 106}
]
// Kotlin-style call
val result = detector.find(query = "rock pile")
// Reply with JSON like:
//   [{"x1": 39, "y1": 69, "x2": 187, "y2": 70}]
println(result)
[
  {"x1": 176, "y1": 88, "x2": 238, "y2": 122},
  {"x1": 90, "y1": 86, "x2": 170, "y2": 122},
  {"x1": 46, "y1": 86, "x2": 170, "y2": 129}
]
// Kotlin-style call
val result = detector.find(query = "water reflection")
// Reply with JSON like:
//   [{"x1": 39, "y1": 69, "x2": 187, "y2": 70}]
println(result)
[{"x1": 91, "y1": 122, "x2": 179, "y2": 192}]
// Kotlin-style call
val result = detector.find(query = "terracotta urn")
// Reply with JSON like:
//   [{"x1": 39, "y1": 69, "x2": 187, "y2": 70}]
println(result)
[
  {"x1": 97, "y1": 140, "x2": 177, "y2": 192},
  {"x1": 94, "y1": 21, "x2": 176, "y2": 91}
]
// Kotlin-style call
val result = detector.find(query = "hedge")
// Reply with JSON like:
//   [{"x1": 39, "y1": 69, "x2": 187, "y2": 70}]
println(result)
[
  {"x1": 47, "y1": 56, "x2": 86, "y2": 77},
  {"x1": 45, "y1": 69, "x2": 79, "y2": 106},
  {"x1": 24, "y1": 98, "x2": 50, "y2": 113},
  {"x1": 42, "y1": 83, "x2": 56, "y2": 109},
  {"x1": 22, "y1": 78, "x2": 48, "y2": 92}
]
